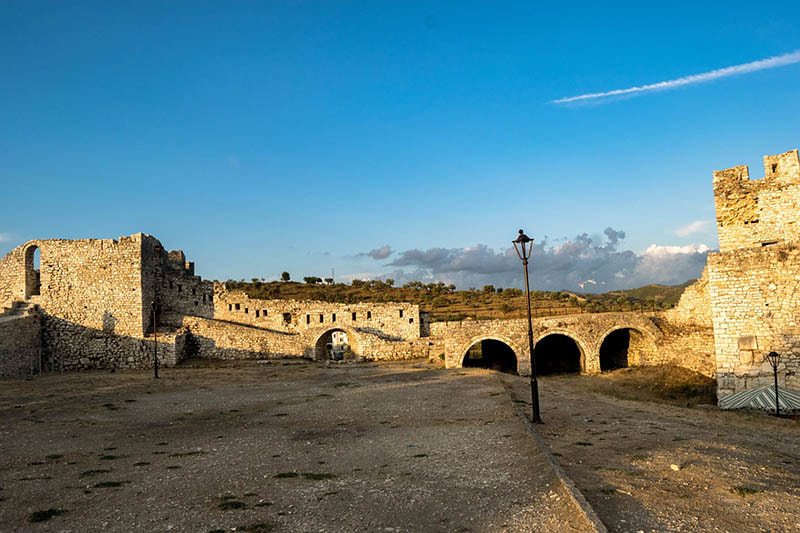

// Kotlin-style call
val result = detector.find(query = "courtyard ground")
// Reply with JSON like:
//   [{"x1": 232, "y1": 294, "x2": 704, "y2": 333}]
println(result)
[
  {"x1": 0, "y1": 360, "x2": 590, "y2": 533},
  {"x1": 502, "y1": 370, "x2": 800, "y2": 532}
]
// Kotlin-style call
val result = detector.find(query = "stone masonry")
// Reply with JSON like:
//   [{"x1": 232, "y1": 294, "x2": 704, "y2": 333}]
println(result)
[{"x1": 708, "y1": 149, "x2": 800, "y2": 397}]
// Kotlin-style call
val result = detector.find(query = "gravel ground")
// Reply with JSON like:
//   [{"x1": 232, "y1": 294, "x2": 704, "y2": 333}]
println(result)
[
  {"x1": 501, "y1": 373, "x2": 800, "y2": 533},
  {"x1": 0, "y1": 361, "x2": 592, "y2": 532}
]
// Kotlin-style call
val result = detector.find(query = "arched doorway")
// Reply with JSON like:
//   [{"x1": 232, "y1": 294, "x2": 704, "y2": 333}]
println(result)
[
  {"x1": 24, "y1": 245, "x2": 41, "y2": 298},
  {"x1": 599, "y1": 328, "x2": 651, "y2": 370},
  {"x1": 534, "y1": 334, "x2": 582, "y2": 375},
  {"x1": 462, "y1": 339, "x2": 518, "y2": 374},
  {"x1": 314, "y1": 329, "x2": 356, "y2": 360},
  {"x1": 599, "y1": 329, "x2": 631, "y2": 371}
]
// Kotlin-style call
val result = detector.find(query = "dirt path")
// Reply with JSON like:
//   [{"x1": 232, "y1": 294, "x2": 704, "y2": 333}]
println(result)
[
  {"x1": 501, "y1": 373, "x2": 800, "y2": 533},
  {"x1": 0, "y1": 361, "x2": 591, "y2": 532}
]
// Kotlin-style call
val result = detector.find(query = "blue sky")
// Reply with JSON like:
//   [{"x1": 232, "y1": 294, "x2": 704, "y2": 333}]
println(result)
[{"x1": 2, "y1": 1, "x2": 799, "y2": 291}]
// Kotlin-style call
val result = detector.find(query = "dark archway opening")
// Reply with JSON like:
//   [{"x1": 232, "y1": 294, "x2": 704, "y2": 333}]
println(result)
[
  {"x1": 462, "y1": 339, "x2": 518, "y2": 374},
  {"x1": 599, "y1": 329, "x2": 631, "y2": 371},
  {"x1": 25, "y1": 246, "x2": 41, "y2": 298},
  {"x1": 534, "y1": 334, "x2": 582, "y2": 375},
  {"x1": 315, "y1": 329, "x2": 352, "y2": 361}
]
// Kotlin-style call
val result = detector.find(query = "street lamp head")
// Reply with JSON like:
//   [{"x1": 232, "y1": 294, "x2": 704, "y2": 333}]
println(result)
[
  {"x1": 766, "y1": 351, "x2": 781, "y2": 370},
  {"x1": 513, "y1": 229, "x2": 534, "y2": 262}
]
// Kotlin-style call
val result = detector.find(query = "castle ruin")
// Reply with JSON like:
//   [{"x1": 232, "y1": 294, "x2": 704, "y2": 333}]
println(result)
[{"x1": 1, "y1": 148, "x2": 799, "y2": 402}]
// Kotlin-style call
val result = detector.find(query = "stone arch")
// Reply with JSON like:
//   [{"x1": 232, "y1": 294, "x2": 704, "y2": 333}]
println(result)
[
  {"x1": 459, "y1": 335, "x2": 521, "y2": 374},
  {"x1": 24, "y1": 244, "x2": 41, "y2": 299},
  {"x1": 596, "y1": 325, "x2": 657, "y2": 370},
  {"x1": 533, "y1": 330, "x2": 589, "y2": 375},
  {"x1": 312, "y1": 327, "x2": 363, "y2": 361}
]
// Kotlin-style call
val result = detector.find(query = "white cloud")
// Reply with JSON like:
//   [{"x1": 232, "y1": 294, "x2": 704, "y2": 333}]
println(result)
[
  {"x1": 675, "y1": 220, "x2": 713, "y2": 237},
  {"x1": 377, "y1": 229, "x2": 713, "y2": 292},
  {"x1": 0, "y1": 233, "x2": 11, "y2": 243},
  {"x1": 552, "y1": 49, "x2": 800, "y2": 104}
]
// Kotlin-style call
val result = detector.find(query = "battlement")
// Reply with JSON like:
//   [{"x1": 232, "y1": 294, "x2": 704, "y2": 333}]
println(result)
[{"x1": 713, "y1": 149, "x2": 800, "y2": 252}]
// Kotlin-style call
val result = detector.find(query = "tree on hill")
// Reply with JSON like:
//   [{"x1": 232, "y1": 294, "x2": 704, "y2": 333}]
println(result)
[
  {"x1": 281, "y1": 272, "x2": 291, "y2": 282},
  {"x1": 304, "y1": 276, "x2": 322, "y2": 284}
]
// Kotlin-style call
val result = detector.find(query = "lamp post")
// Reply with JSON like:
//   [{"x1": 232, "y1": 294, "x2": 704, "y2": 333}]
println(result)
[
  {"x1": 513, "y1": 229, "x2": 543, "y2": 424},
  {"x1": 151, "y1": 300, "x2": 159, "y2": 379},
  {"x1": 765, "y1": 351, "x2": 781, "y2": 417}
]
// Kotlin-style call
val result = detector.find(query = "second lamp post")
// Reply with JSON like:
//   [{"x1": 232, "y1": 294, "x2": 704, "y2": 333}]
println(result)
[{"x1": 513, "y1": 229, "x2": 543, "y2": 424}]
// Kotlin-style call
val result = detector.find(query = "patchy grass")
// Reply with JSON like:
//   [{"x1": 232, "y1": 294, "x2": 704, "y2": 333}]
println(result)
[
  {"x1": 93, "y1": 481, "x2": 128, "y2": 488},
  {"x1": 168, "y1": 450, "x2": 205, "y2": 457},
  {"x1": 29, "y1": 509, "x2": 65, "y2": 523},
  {"x1": 99, "y1": 455, "x2": 118, "y2": 460},
  {"x1": 301, "y1": 472, "x2": 335, "y2": 480},
  {"x1": 273, "y1": 472, "x2": 299, "y2": 479},
  {"x1": 80, "y1": 469, "x2": 111, "y2": 477},
  {"x1": 133, "y1": 462, "x2": 150, "y2": 467},
  {"x1": 218, "y1": 500, "x2": 247, "y2": 511},
  {"x1": 574, "y1": 441, "x2": 593, "y2": 446},
  {"x1": 731, "y1": 486, "x2": 761, "y2": 497},
  {"x1": 575, "y1": 365, "x2": 716, "y2": 406}
]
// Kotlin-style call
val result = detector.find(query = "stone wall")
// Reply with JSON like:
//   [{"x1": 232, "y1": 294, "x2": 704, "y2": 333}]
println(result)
[
  {"x1": 707, "y1": 243, "x2": 800, "y2": 396},
  {"x1": 181, "y1": 316, "x2": 301, "y2": 360},
  {"x1": 713, "y1": 149, "x2": 800, "y2": 252},
  {"x1": 0, "y1": 315, "x2": 41, "y2": 378},
  {"x1": 664, "y1": 267, "x2": 712, "y2": 327},
  {"x1": 708, "y1": 148, "x2": 800, "y2": 397},
  {"x1": 214, "y1": 284, "x2": 422, "y2": 340}
]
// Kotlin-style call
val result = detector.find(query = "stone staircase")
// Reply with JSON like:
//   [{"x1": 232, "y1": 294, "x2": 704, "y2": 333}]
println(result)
[{"x1": 0, "y1": 299, "x2": 40, "y2": 319}]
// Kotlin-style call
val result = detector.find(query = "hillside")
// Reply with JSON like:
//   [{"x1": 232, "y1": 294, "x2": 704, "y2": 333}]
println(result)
[{"x1": 223, "y1": 277, "x2": 696, "y2": 322}]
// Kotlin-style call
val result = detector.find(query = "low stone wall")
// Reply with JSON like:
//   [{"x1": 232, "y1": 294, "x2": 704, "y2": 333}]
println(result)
[
  {"x1": 0, "y1": 315, "x2": 41, "y2": 378},
  {"x1": 649, "y1": 318, "x2": 716, "y2": 377},
  {"x1": 181, "y1": 316, "x2": 302, "y2": 360},
  {"x1": 40, "y1": 315, "x2": 178, "y2": 371}
]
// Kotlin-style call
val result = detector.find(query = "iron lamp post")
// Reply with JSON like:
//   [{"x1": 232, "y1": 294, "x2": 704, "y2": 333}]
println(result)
[
  {"x1": 766, "y1": 351, "x2": 781, "y2": 417},
  {"x1": 513, "y1": 229, "x2": 543, "y2": 424}
]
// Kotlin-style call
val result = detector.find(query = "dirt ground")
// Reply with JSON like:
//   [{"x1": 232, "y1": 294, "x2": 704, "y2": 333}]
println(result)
[
  {"x1": 0, "y1": 361, "x2": 591, "y2": 533},
  {"x1": 502, "y1": 372, "x2": 800, "y2": 533}
]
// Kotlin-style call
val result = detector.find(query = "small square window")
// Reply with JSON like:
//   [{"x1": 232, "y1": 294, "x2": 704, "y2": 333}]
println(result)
[
  {"x1": 228, "y1": 304, "x2": 232, "y2": 311},
  {"x1": 263, "y1": 309, "x2": 268, "y2": 316},
  {"x1": 256, "y1": 310, "x2": 260, "y2": 318},
  {"x1": 245, "y1": 308, "x2": 248, "y2": 314},
  {"x1": 352, "y1": 312, "x2": 357, "y2": 321},
  {"x1": 178, "y1": 284, "x2": 182, "y2": 293},
  {"x1": 772, "y1": 163, "x2": 778, "y2": 173},
  {"x1": 306, "y1": 314, "x2": 311, "y2": 324},
  {"x1": 320, "y1": 314, "x2": 324, "y2": 323},
  {"x1": 399, "y1": 309, "x2": 403, "y2": 318},
  {"x1": 367, "y1": 311, "x2": 372, "y2": 319},
  {"x1": 332, "y1": 313, "x2": 336, "y2": 322},
  {"x1": 409, "y1": 318, "x2": 414, "y2": 323},
  {"x1": 235, "y1": 303, "x2": 240, "y2": 310}
]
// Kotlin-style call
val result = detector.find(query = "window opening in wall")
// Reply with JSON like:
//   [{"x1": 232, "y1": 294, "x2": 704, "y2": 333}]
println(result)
[
  {"x1": 256, "y1": 310, "x2": 260, "y2": 317},
  {"x1": 228, "y1": 304, "x2": 232, "y2": 311},
  {"x1": 352, "y1": 312, "x2": 357, "y2": 321},
  {"x1": 25, "y1": 245, "x2": 41, "y2": 298},
  {"x1": 772, "y1": 163, "x2": 778, "y2": 173},
  {"x1": 263, "y1": 309, "x2": 267, "y2": 316},
  {"x1": 192, "y1": 288, "x2": 196, "y2": 295},
  {"x1": 409, "y1": 318, "x2": 414, "y2": 323},
  {"x1": 399, "y1": 310, "x2": 404, "y2": 318},
  {"x1": 761, "y1": 240, "x2": 779, "y2": 247},
  {"x1": 320, "y1": 314, "x2": 324, "y2": 323},
  {"x1": 202, "y1": 294, "x2": 206, "y2": 303},
  {"x1": 235, "y1": 303, "x2": 241, "y2": 310},
  {"x1": 283, "y1": 313, "x2": 292, "y2": 324},
  {"x1": 209, "y1": 294, "x2": 213, "y2": 302},
  {"x1": 332, "y1": 313, "x2": 336, "y2": 322},
  {"x1": 367, "y1": 311, "x2": 372, "y2": 319},
  {"x1": 245, "y1": 308, "x2": 248, "y2": 314},
  {"x1": 306, "y1": 314, "x2": 311, "y2": 324},
  {"x1": 178, "y1": 284, "x2": 182, "y2": 293},
  {"x1": 194, "y1": 301, "x2": 198, "y2": 307},
  {"x1": 169, "y1": 281, "x2": 174, "y2": 290}
]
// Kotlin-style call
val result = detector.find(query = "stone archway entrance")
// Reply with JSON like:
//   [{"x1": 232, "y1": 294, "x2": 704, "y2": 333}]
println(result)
[
  {"x1": 314, "y1": 329, "x2": 358, "y2": 360},
  {"x1": 599, "y1": 328, "x2": 631, "y2": 371},
  {"x1": 534, "y1": 334, "x2": 582, "y2": 375},
  {"x1": 462, "y1": 339, "x2": 518, "y2": 374}
]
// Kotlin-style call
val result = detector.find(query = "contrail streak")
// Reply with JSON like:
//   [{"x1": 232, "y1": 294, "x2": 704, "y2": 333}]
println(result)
[{"x1": 552, "y1": 50, "x2": 800, "y2": 104}]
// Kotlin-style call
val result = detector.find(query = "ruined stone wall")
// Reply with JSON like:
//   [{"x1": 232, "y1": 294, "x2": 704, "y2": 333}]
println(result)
[
  {"x1": 707, "y1": 243, "x2": 800, "y2": 396},
  {"x1": 140, "y1": 236, "x2": 213, "y2": 331},
  {"x1": 40, "y1": 315, "x2": 181, "y2": 371},
  {"x1": 0, "y1": 315, "x2": 41, "y2": 378},
  {"x1": 664, "y1": 267, "x2": 713, "y2": 327},
  {"x1": 181, "y1": 316, "x2": 301, "y2": 360},
  {"x1": 713, "y1": 149, "x2": 800, "y2": 252},
  {"x1": 214, "y1": 284, "x2": 422, "y2": 340}
]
